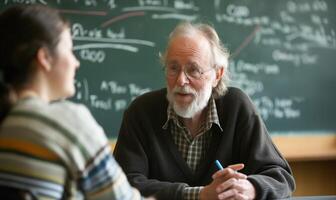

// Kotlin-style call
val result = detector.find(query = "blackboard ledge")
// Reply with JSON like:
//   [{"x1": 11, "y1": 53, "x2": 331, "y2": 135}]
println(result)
[
  {"x1": 272, "y1": 134, "x2": 336, "y2": 161},
  {"x1": 109, "y1": 135, "x2": 336, "y2": 162}
]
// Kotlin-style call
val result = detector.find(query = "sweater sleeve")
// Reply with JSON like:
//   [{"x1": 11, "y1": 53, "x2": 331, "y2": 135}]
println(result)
[
  {"x1": 54, "y1": 102, "x2": 143, "y2": 200},
  {"x1": 232, "y1": 92, "x2": 295, "y2": 199},
  {"x1": 80, "y1": 145, "x2": 143, "y2": 200},
  {"x1": 114, "y1": 106, "x2": 187, "y2": 200}
]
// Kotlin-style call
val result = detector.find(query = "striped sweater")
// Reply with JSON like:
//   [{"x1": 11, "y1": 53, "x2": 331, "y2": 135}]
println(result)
[{"x1": 0, "y1": 97, "x2": 142, "y2": 200}]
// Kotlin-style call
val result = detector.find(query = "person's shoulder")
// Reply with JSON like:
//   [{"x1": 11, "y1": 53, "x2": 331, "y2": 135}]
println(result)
[
  {"x1": 51, "y1": 100, "x2": 107, "y2": 145},
  {"x1": 13, "y1": 97, "x2": 89, "y2": 116},
  {"x1": 216, "y1": 87, "x2": 257, "y2": 114},
  {"x1": 50, "y1": 100, "x2": 101, "y2": 127},
  {"x1": 20, "y1": 99, "x2": 97, "y2": 130},
  {"x1": 10, "y1": 97, "x2": 101, "y2": 133},
  {"x1": 9, "y1": 98, "x2": 107, "y2": 153},
  {"x1": 219, "y1": 87, "x2": 251, "y2": 102},
  {"x1": 51, "y1": 100, "x2": 90, "y2": 116}
]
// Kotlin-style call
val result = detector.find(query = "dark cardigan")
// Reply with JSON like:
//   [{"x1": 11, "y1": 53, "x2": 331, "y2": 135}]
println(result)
[{"x1": 114, "y1": 87, "x2": 295, "y2": 200}]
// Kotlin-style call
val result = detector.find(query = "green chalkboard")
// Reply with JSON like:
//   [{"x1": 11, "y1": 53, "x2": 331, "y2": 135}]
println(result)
[{"x1": 1, "y1": 0, "x2": 335, "y2": 138}]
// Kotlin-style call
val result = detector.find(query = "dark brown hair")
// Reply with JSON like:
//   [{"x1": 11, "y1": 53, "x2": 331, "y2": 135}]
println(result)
[{"x1": 0, "y1": 4, "x2": 69, "y2": 122}]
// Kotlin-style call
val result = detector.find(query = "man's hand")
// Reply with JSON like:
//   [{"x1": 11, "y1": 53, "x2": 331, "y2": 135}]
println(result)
[
  {"x1": 214, "y1": 177, "x2": 256, "y2": 200},
  {"x1": 200, "y1": 164, "x2": 248, "y2": 200}
]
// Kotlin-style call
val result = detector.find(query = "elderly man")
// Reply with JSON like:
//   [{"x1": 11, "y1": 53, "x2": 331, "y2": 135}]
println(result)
[{"x1": 114, "y1": 22, "x2": 295, "y2": 200}]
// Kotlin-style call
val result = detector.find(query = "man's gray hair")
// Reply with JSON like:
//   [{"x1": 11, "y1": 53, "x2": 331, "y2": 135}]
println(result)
[{"x1": 160, "y1": 21, "x2": 230, "y2": 98}]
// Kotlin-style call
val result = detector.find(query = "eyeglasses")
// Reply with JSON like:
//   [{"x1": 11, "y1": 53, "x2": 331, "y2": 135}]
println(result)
[{"x1": 164, "y1": 63, "x2": 214, "y2": 80}]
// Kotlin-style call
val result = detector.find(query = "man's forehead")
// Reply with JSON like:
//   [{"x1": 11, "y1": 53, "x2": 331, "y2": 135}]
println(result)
[
  {"x1": 169, "y1": 34, "x2": 209, "y2": 48},
  {"x1": 167, "y1": 35, "x2": 212, "y2": 64}
]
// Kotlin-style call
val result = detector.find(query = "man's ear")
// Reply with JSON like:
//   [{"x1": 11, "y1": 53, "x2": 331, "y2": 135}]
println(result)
[
  {"x1": 213, "y1": 67, "x2": 224, "y2": 87},
  {"x1": 36, "y1": 47, "x2": 52, "y2": 71}
]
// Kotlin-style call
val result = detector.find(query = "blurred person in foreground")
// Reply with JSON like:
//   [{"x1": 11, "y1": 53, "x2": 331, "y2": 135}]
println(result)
[
  {"x1": 114, "y1": 21, "x2": 295, "y2": 200},
  {"x1": 0, "y1": 4, "x2": 150, "y2": 200}
]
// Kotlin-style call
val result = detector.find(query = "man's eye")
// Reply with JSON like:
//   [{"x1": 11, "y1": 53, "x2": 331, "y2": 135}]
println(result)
[
  {"x1": 169, "y1": 65, "x2": 179, "y2": 72},
  {"x1": 188, "y1": 66, "x2": 200, "y2": 75}
]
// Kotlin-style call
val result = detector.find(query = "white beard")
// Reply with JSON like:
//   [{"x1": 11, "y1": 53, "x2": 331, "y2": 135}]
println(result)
[{"x1": 167, "y1": 84, "x2": 212, "y2": 118}]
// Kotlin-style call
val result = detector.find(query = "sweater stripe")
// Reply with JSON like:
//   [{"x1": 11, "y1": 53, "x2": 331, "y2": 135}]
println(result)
[
  {"x1": 10, "y1": 110, "x2": 90, "y2": 159},
  {"x1": 1, "y1": 117, "x2": 85, "y2": 170},
  {"x1": 0, "y1": 173, "x2": 63, "y2": 199},
  {"x1": 0, "y1": 137, "x2": 59, "y2": 161},
  {"x1": 0, "y1": 152, "x2": 66, "y2": 184}
]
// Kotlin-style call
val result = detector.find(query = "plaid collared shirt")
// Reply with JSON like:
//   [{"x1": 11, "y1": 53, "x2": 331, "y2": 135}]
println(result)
[{"x1": 162, "y1": 97, "x2": 223, "y2": 200}]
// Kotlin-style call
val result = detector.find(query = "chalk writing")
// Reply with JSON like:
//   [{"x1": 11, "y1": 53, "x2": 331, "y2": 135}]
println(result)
[
  {"x1": 230, "y1": 60, "x2": 280, "y2": 75},
  {"x1": 1, "y1": 0, "x2": 335, "y2": 136},
  {"x1": 254, "y1": 96, "x2": 302, "y2": 120},
  {"x1": 4, "y1": 0, "x2": 47, "y2": 4},
  {"x1": 79, "y1": 49, "x2": 105, "y2": 63},
  {"x1": 75, "y1": 79, "x2": 151, "y2": 112},
  {"x1": 71, "y1": 23, "x2": 155, "y2": 62}
]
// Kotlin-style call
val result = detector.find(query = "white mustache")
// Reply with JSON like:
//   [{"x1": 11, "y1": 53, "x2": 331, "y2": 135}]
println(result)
[{"x1": 172, "y1": 86, "x2": 197, "y2": 96}]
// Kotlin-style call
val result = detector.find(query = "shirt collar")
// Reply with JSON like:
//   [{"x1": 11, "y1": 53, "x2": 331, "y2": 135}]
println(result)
[
  {"x1": 162, "y1": 97, "x2": 223, "y2": 132},
  {"x1": 162, "y1": 103, "x2": 179, "y2": 130}
]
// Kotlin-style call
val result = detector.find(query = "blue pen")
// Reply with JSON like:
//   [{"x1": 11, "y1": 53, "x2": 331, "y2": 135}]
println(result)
[{"x1": 215, "y1": 160, "x2": 224, "y2": 170}]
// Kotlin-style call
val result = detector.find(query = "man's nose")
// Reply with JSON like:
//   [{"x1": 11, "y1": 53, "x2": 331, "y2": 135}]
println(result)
[{"x1": 175, "y1": 69, "x2": 190, "y2": 86}]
